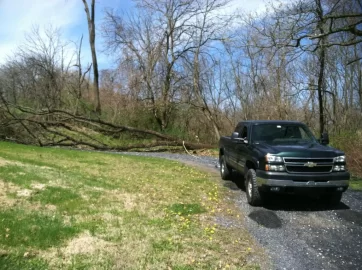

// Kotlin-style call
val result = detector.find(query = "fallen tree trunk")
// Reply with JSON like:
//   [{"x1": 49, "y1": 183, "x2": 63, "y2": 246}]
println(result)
[{"x1": 0, "y1": 103, "x2": 214, "y2": 151}]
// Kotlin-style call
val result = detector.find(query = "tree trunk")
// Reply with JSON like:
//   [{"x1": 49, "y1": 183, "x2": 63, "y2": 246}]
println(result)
[
  {"x1": 317, "y1": 43, "x2": 326, "y2": 136},
  {"x1": 358, "y1": 60, "x2": 362, "y2": 113},
  {"x1": 81, "y1": 0, "x2": 101, "y2": 114},
  {"x1": 316, "y1": 0, "x2": 326, "y2": 136}
]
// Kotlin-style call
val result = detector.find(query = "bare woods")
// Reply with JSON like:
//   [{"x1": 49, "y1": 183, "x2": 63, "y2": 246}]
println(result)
[{"x1": 0, "y1": 0, "x2": 361, "y2": 173}]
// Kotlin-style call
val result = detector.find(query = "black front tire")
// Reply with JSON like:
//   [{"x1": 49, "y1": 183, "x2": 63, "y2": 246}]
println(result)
[
  {"x1": 220, "y1": 155, "x2": 232, "y2": 180},
  {"x1": 245, "y1": 168, "x2": 263, "y2": 206}
]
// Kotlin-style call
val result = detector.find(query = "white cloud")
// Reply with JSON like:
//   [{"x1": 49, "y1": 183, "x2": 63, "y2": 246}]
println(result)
[
  {"x1": 219, "y1": 0, "x2": 289, "y2": 17},
  {"x1": 229, "y1": 0, "x2": 270, "y2": 14},
  {"x1": 0, "y1": 0, "x2": 125, "y2": 68},
  {"x1": 0, "y1": 0, "x2": 83, "y2": 63},
  {"x1": 0, "y1": 0, "x2": 286, "y2": 68}
]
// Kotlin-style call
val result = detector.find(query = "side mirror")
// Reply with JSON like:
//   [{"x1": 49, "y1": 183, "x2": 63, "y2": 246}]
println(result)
[
  {"x1": 320, "y1": 132, "x2": 329, "y2": 145},
  {"x1": 231, "y1": 132, "x2": 247, "y2": 144},
  {"x1": 231, "y1": 132, "x2": 239, "y2": 139}
]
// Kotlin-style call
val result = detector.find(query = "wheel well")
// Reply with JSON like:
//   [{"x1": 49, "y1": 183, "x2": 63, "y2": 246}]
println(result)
[
  {"x1": 245, "y1": 160, "x2": 255, "y2": 170},
  {"x1": 244, "y1": 160, "x2": 256, "y2": 175},
  {"x1": 219, "y1": 148, "x2": 224, "y2": 156}
]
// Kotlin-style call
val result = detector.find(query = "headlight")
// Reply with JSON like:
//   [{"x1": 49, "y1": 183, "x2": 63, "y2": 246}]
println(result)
[
  {"x1": 334, "y1": 156, "x2": 345, "y2": 163},
  {"x1": 265, "y1": 154, "x2": 283, "y2": 163},
  {"x1": 333, "y1": 165, "x2": 345, "y2": 172},
  {"x1": 265, "y1": 164, "x2": 285, "y2": 171}
]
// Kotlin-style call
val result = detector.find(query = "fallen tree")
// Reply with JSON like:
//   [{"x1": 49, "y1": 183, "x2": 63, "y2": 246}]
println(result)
[{"x1": 0, "y1": 100, "x2": 214, "y2": 151}]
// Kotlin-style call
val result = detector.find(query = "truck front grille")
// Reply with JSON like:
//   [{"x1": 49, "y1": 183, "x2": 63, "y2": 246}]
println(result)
[
  {"x1": 283, "y1": 157, "x2": 334, "y2": 174},
  {"x1": 284, "y1": 158, "x2": 333, "y2": 163}
]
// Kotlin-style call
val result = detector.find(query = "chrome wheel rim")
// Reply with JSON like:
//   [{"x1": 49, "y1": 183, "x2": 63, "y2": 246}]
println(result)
[
  {"x1": 221, "y1": 160, "x2": 225, "y2": 174},
  {"x1": 247, "y1": 176, "x2": 252, "y2": 197}
]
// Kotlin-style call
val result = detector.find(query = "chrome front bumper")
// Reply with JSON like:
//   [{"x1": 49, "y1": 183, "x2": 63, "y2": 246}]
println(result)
[
  {"x1": 256, "y1": 177, "x2": 349, "y2": 188},
  {"x1": 256, "y1": 170, "x2": 350, "y2": 189}
]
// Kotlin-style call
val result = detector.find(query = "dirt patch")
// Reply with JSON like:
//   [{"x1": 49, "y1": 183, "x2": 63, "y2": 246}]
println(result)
[
  {"x1": 0, "y1": 158, "x2": 11, "y2": 166},
  {"x1": 45, "y1": 204, "x2": 57, "y2": 211},
  {"x1": 41, "y1": 231, "x2": 116, "y2": 267},
  {"x1": 0, "y1": 249, "x2": 10, "y2": 257},
  {"x1": 103, "y1": 191, "x2": 147, "y2": 212},
  {"x1": 0, "y1": 157, "x2": 23, "y2": 167},
  {"x1": 17, "y1": 189, "x2": 33, "y2": 197},
  {"x1": 38, "y1": 166, "x2": 53, "y2": 170},
  {"x1": 122, "y1": 193, "x2": 139, "y2": 211},
  {"x1": 100, "y1": 212, "x2": 120, "y2": 222},
  {"x1": 63, "y1": 231, "x2": 110, "y2": 255},
  {"x1": 0, "y1": 180, "x2": 19, "y2": 207},
  {"x1": 31, "y1": 183, "x2": 46, "y2": 190}
]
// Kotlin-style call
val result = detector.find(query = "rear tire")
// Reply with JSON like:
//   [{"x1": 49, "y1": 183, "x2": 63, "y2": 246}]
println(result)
[
  {"x1": 220, "y1": 155, "x2": 232, "y2": 180},
  {"x1": 245, "y1": 169, "x2": 262, "y2": 206}
]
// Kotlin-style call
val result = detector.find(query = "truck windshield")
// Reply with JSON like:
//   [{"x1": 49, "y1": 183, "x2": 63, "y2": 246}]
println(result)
[{"x1": 252, "y1": 124, "x2": 316, "y2": 144}]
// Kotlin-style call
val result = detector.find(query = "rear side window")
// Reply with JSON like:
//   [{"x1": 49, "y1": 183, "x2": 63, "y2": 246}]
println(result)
[
  {"x1": 241, "y1": 126, "x2": 248, "y2": 138},
  {"x1": 234, "y1": 124, "x2": 244, "y2": 136}
]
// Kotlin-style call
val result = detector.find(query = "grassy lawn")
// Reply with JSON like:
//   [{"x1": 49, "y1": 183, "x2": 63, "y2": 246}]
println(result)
[
  {"x1": 350, "y1": 177, "x2": 362, "y2": 191},
  {"x1": 0, "y1": 141, "x2": 263, "y2": 269}
]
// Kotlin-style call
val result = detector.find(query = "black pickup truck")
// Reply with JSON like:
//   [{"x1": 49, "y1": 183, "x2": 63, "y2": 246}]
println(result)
[{"x1": 219, "y1": 120, "x2": 350, "y2": 206}]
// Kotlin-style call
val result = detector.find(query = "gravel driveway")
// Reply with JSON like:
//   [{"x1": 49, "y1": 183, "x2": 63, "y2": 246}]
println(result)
[{"x1": 122, "y1": 152, "x2": 362, "y2": 270}]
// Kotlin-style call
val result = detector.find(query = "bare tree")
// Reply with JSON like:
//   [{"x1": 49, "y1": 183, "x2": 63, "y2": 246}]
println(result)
[
  {"x1": 187, "y1": 0, "x2": 232, "y2": 140},
  {"x1": 1, "y1": 0, "x2": 362, "y2": 158},
  {"x1": 134, "y1": 0, "x2": 200, "y2": 131},
  {"x1": 68, "y1": 35, "x2": 92, "y2": 115},
  {"x1": 103, "y1": 10, "x2": 165, "y2": 129},
  {"x1": 245, "y1": 0, "x2": 362, "y2": 135}
]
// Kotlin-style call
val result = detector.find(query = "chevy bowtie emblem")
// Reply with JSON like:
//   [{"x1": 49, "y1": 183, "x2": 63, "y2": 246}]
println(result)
[{"x1": 304, "y1": 161, "x2": 317, "y2": 167}]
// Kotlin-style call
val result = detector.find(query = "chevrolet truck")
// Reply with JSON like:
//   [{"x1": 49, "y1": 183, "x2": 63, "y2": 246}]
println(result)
[{"x1": 219, "y1": 120, "x2": 350, "y2": 206}]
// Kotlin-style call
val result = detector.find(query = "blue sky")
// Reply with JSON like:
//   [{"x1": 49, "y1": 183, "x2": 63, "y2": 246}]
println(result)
[{"x1": 0, "y1": 0, "x2": 275, "y2": 70}]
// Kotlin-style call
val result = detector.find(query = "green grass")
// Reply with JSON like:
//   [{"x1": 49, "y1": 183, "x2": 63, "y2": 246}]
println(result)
[
  {"x1": 0, "y1": 254, "x2": 48, "y2": 270},
  {"x1": 0, "y1": 209, "x2": 78, "y2": 249},
  {"x1": 0, "y1": 165, "x2": 49, "y2": 187},
  {"x1": 330, "y1": 132, "x2": 362, "y2": 178},
  {"x1": 30, "y1": 186, "x2": 83, "y2": 213},
  {"x1": 167, "y1": 203, "x2": 206, "y2": 216},
  {"x1": 152, "y1": 239, "x2": 183, "y2": 252},
  {"x1": 350, "y1": 177, "x2": 362, "y2": 191},
  {"x1": 0, "y1": 141, "x2": 263, "y2": 269}
]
